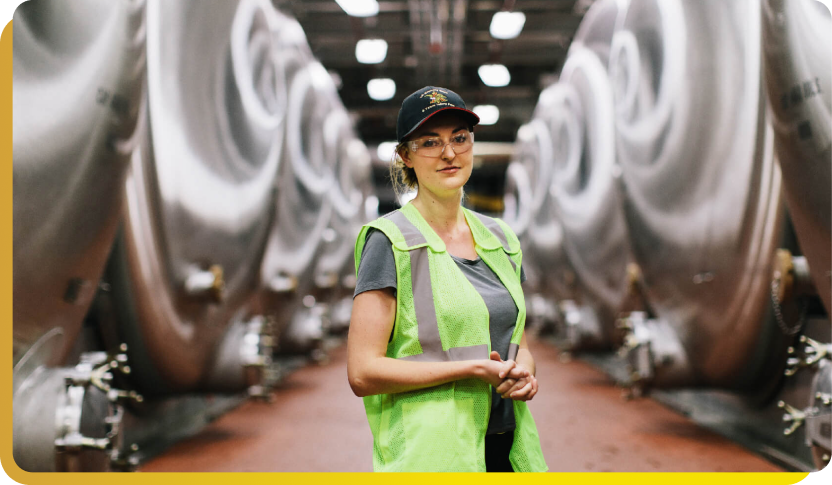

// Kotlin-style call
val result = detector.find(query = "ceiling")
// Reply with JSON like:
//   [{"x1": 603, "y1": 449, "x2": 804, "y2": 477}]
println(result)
[{"x1": 272, "y1": 0, "x2": 589, "y2": 145}]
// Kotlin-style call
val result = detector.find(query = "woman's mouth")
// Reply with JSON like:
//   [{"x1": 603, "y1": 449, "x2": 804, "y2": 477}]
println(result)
[{"x1": 437, "y1": 166, "x2": 460, "y2": 173}]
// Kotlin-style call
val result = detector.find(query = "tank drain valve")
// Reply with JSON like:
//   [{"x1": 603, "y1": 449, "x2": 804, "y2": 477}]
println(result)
[
  {"x1": 268, "y1": 273, "x2": 298, "y2": 294},
  {"x1": 54, "y1": 349, "x2": 141, "y2": 471},
  {"x1": 185, "y1": 265, "x2": 225, "y2": 303},
  {"x1": 785, "y1": 336, "x2": 831, "y2": 377},
  {"x1": 778, "y1": 400, "x2": 806, "y2": 436}
]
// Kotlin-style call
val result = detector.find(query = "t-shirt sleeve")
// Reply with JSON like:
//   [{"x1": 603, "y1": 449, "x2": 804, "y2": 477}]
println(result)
[
  {"x1": 354, "y1": 228, "x2": 398, "y2": 298},
  {"x1": 520, "y1": 264, "x2": 527, "y2": 284}
]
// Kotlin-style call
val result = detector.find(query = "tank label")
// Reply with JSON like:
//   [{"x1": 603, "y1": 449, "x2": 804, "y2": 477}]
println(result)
[{"x1": 779, "y1": 77, "x2": 822, "y2": 111}]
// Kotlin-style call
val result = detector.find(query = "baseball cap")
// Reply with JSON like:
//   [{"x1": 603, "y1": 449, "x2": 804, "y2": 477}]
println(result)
[{"x1": 396, "y1": 86, "x2": 480, "y2": 142}]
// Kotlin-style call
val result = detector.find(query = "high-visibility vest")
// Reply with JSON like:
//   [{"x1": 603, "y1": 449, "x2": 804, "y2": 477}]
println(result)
[{"x1": 354, "y1": 202, "x2": 548, "y2": 472}]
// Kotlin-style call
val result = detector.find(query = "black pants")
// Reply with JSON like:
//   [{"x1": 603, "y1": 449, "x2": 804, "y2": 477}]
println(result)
[{"x1": 485, "y1": 433, "x2": 515, "y2": 472}]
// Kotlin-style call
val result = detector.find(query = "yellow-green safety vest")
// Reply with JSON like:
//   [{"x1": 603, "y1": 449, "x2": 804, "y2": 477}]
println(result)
[{"x1": 354, "y1": 202, "x2": 548, "y2": 472}]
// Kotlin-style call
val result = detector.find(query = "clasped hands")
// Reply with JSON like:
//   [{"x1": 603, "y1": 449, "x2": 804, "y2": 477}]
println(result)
[{"x1": 483, "y1": 351, "x2": 538, "y2": 402}]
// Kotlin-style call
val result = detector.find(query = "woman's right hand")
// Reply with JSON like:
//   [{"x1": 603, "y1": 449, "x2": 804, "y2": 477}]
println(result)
[{"x1": 478, "y1": 351, "x2": 529, "y2": 388}]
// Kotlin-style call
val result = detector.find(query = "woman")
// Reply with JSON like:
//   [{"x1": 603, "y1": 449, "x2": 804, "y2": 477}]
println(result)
[{"x1": 347, "y1": 86, "x2": 547, "y2": 472}]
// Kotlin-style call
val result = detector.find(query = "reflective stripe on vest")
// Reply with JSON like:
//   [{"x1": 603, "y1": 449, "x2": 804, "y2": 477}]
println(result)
[{"x1": 384, "y1": 210, "x2": 489, "y2": 362}]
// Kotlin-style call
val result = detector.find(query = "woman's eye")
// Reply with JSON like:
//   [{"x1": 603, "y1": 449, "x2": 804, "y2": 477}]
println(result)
[
  {"x1": 453, "y1": 135, "x2": 467, "y2": 144},
  {"x1": 422, "y1": 139, "x2": 439, "y2": 148}
]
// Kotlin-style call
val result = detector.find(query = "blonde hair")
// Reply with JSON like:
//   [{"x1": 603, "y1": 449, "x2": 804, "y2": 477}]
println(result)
[{"x1": 389, "y1": 142, "x2": 418, "y2": 201}]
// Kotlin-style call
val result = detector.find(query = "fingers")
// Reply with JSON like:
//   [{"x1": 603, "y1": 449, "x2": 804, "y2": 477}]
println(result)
[
  {"x1": 506, "y1": 380, "x2": 533, "y2": 400},
  {"x1": 503, "y1": 377, "x2": 527, "y2": 398},
  {"x1": 489, "y1": 351, "x2": 502, "y2": 362},
  {"x1": 515, "y1": 377, "x2": 539, "y2": 401},
  {"x1": 498, "y1": 359, "x2": 517, "y2": 379},
  {"x1": 504, "y1": 365, "x2": 529, "y2": 380},
  {"x1": 496, "y1": 378, "x2": 516, "y2": 395},
  {"x1": 499, "y1": 376, "x2": 538, "y2": 401}
]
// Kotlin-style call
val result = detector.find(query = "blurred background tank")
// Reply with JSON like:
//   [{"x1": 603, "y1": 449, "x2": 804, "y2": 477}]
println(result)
[
  {"x1": 312, "y1": 110, "x2": 376, "y2": 335},
  {"x1": 95, "y1": 0, "x2": 281, "y2": 395},
  {"x1": 12, "y1": 0, "x2": 147, "y2": 471},
  {"x1": 259, "y1": 57, "x2": 338, "y2": 355},
  {"x1": 762, "y1": 0, "x2": 832, "y2": 469},
  {"x1": 607, "y1": 0, "x2": 789, "y2": 394},
  {"x1": 12, "y1": 0, "x2": 145, "y2": 374},
  {"x1": 534, "y1": 0, "x2": 634, "y2": 351}
]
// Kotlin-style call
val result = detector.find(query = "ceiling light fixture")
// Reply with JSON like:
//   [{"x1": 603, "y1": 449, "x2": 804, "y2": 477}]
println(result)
[
  {"x1": 490, "y1": 11, "x2": 526, "y2": 39},
  {"x1": 478, "y1": 64, "x2": 511, "y2": 87},
  {"x1": 473, "y1": 105, "x2": 500, "y2": 125},
  {"x1": 367, "y1": 78, "x2": 396, "y2": 101},
  {"x1": 356, "y1": 39, "x2": 388, "y2": 64},
  {"x1": 335, "y1": 0, "x2": 379, "y2": 17}
]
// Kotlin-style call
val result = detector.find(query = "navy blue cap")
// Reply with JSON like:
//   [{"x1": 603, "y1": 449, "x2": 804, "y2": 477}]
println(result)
[{"x1": 396, "y1": 86, "x2": 480, "y2": 142}]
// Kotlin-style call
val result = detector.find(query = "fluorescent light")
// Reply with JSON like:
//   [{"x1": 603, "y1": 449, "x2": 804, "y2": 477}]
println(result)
[
  {"x1": 356, "y1": 39, "x2": 388, "y2": 64},
  {"x1": 377, "y1": 141, "x2": 399, "y2": 161},
  {"x1": 478, "y1": 64, "x2": 511, "y2": 87},
  {"x1": 490, "y1": 11, "x2": 526, "y2": 39},
  {"x1": 473, "y1": 105, "x2": 500, "y2": 125},
  {"x1": 335, "y1": 0, "x2": 379, "y2": 17},
  {"x1": 367, "y1": 78, "x2": 396, "y2": 101}
]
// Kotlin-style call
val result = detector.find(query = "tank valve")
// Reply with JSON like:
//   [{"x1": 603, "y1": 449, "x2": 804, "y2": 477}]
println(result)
[
  {"x1": 785, "y1": 336, "x2": 831, "y2": 377},
  {"x1": 185, "y1": 265, "x2": 225, "y2": 303},
  {"x1": 314, "y1": 271, "x2": 339, "y2": 289},
  {"x1": 86, "y1": 344, "x2": 144, "y2": 404},
  {"x1": 816, "y1": 392, "x2": 832, "y2": 407},
  {"x1": 56, "y1": 349, "x2": 141, "y2": 471},
  {"x1": 268, "y1": 273, "x2": 298, "y2": 294},
  {"x1": 778, "y1": 400, "x2": 806, "y2": 436}
]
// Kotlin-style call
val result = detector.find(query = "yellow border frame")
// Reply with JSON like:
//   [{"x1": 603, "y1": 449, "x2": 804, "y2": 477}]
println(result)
[{"x1": 0, "y1": 10, "x2": 818, "y2": 485}]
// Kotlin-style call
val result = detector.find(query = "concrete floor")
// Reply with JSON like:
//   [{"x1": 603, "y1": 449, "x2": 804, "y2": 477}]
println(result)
[{"x1": 140, "y1": 337, "x2": 785, "y2": 472}]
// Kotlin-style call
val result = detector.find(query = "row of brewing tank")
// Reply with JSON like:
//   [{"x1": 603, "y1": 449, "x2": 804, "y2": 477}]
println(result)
[
  {"x1": 503, "y1": 0, "x2": 830, "y2": 470},
  {"x1": 12, "y1": 0, "x2": 376, "y2": 471}
]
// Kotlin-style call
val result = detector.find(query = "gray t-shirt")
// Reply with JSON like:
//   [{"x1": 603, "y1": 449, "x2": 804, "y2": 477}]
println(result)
[{"x1": 354, "y1": 228, "x2": 526, "y2": 435}]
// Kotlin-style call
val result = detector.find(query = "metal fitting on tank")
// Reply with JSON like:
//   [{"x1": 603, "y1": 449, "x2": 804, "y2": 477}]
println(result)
[
  {"x1": 202, "y1": 316, "x2": 276, "y2": 397},
  {"x1": 268, "y1": 273, "x2": 299, "y2": 294},
  {"x1": 184, "y1": 264, "x2": 225, "y2": 303},
  {"x1": 779, "y1": 346, "x2": 831, "y2": 470},
  {"x1": 786, "y1": 335, "x2": 831, "y2": 377},
  {"x1": 526, "y1": 294, "x2": 558, "y2": 334},
  {"x1": 553, "y1": 300, "x2": 604, "y2": 351},
  {"x1": 314, "y1": 271, "x2": 339, "y2": 289},
  {"x1": 13, "y1": 347, "x2": 142, "y2": 472},
  {"x1": 281, "y1": 301, "x2": 327, "y2": 358},
  {"x1": 617, "y1": 312, "x2": 691, "y2": 396}
]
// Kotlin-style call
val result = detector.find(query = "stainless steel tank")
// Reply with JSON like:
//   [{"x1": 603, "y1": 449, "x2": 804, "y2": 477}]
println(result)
[
  {"x1": 547, "y1": 0, "x2": 632, "y2": 343},
  {"x1": 611, "y1": 0, "x2": 787, "y2": 390},
  {"x1": 313, "y1": 106, "x2": 372, "y2": 298},
  {"x1": 311, "y1": 106, "x2": 375, "y2": 337},
  {"x1": 99, "y1": 0, "x2": 283, "y2": 393},
  {"x1": 762, "y1": 0, "x2": 831, "y2": 314},
  {"x1": 762, "y1": 1, "x2": 831, "y2": 466},
  {"x1": 260, "y1": 56, "x2": 341, "y2": 354},
  {"x1": 529, "y1": 82, "x2": 610, "y2": 349},
  {"x1": 13, "y1": 0, "x2": 147, "y2": 470},
  {"x1": 13, "y1": 0, "x2": 146, "y2": 372}
]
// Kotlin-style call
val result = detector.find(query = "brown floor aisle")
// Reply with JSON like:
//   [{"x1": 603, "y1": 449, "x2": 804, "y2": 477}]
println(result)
[{"x1": 140, "y1": 337, "x2": 785, "y2": 472}]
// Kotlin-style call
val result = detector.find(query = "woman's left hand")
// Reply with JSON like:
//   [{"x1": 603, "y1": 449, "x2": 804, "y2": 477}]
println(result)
[{"x1": 496, "y1": 365, "x2": 538, "y2": 401}]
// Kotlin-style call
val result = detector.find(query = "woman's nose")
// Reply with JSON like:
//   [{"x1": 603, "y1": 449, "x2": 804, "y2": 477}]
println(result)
[{"x1": 440, "y1": 143, "x2": 456, "y2": 161}]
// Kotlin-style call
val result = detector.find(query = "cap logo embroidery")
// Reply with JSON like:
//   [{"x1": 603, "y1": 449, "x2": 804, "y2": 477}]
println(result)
[
  {"x1": 426, "y1": 91, "x2": 448, "y2": 105},
  {"x1": 419, "y1": 89, "x2": 453, "y2": 113}
]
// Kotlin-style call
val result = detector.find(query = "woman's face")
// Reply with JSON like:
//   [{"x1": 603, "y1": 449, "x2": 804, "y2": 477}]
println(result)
[{"x1": 402, "y1": 111, "x2": 474, "y2": 199}]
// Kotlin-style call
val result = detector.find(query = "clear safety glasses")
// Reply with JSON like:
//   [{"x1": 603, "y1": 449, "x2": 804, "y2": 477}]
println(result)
[{"x1": 408, "y1": 131, "x2": 474, "y2": 158}]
